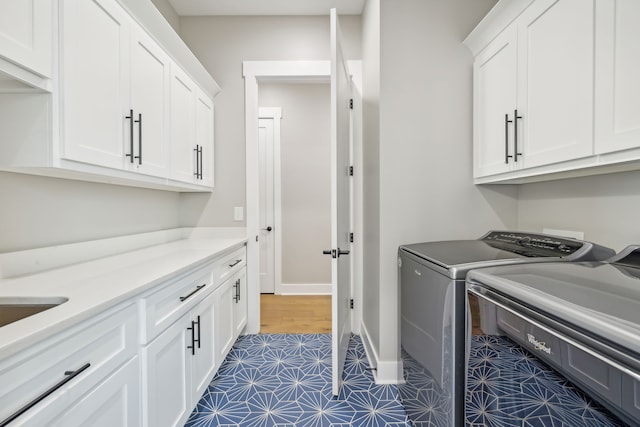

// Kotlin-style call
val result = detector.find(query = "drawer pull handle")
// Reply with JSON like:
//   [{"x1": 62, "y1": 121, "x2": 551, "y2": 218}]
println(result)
[
  {"x1": 179, "y1": 284, "x2": 206, "y2": 302},
  {"x1": 228, "y1": 259, "x2": 242, "y2": 268},
  {"x1": 0, "y1": 363, "x2": 90, "y2": 427}
]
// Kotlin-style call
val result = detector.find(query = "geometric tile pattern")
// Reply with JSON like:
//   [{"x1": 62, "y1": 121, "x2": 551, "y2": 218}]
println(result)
[
  {"x1": 398, "y1": 348, "x2": 450, "y2": 427},
  {"x1": 400, "y1": 335, "x2": 627, "y2": 427},
  {"x1": 185, "y1": 334, "x2": 411, "y2": 427}
]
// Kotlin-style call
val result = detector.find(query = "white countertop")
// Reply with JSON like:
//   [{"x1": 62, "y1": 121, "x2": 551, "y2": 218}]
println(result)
[{"x1": 0, "y1": 228, "x2": 247, "y2": 360}]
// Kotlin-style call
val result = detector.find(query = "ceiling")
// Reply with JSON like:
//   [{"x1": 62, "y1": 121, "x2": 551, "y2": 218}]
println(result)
[{"x1": 167, "y1": 0, "x2": 365, "y2": 16}]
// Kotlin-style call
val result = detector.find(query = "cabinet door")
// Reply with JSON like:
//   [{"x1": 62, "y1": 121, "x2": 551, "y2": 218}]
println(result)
[
  {"x1": 129, "y1": 26, "x2": 170, "y2": 178},
  {"x1": 517, "y1": 0, "x2": 595, "y2": 168},
  {"x1": 595, "y1": 0, "x2": 640, "y2": 154},
  {"x1": 48, "y1": 358, "x2": 140, "y2": 427},
  {"x1": 233, "y1": 269, "x2": 248, "y2": 337},
  {"x1": 0, "y1": 0, "x2": 52, "y2": 77},
  {"x1": 191, "y1": 291, "x2": 217, "y2": 407},
  {"x1": 143, "y1": 316, "x2": 191, "y2": 427},
  {"x1": 216, "y1": 279, "x2": 235, "y2": 362},
  {"x1": 170, "y1": 66, "x2": 197, "y2": 183},
  {"x1": 60, "y1": 0, "x2": 130, "y2": 169},
  {"x1": 473, "y1": 25, "x2": 517, "y2": 178},
  {"x1": 195, "y1": 89, "x2": 215, "y2": 187}
]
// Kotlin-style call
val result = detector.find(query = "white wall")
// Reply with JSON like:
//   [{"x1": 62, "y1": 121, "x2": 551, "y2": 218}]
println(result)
[
  {"x1": 361, "y1": 0, "x2": 382, "y2": 359},
  {"x1": 0, "y1": 172, "x2": 181, "y2": 253},
  {"x1": 259, "y1": 83, "x2": 332, "y2": 286},
  {"x1": 177, "y1": 15, "x2": 362, "y2": 228},
  {"x1": 518, "y1": 170, "x2": 640, "y2": 252},
  {"x1": 362, "y1": 0, "x2": 514, "y2": 380}
]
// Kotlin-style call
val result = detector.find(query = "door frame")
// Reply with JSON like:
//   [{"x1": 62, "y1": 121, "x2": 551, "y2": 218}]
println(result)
[
  {"x1": 243, "y1": 60, "x2": 362, "y2": 334},
  {"x1": 258, "y1": 107, "x2": 282, "y2": 295}
]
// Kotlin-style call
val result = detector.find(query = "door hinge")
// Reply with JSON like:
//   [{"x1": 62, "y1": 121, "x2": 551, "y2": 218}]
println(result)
[
  {"x1": 349, "y1": 166, "x2": 354, "y2": 176},
  {"x1": 349, "y1": 299, "x2": 354, "y2": 309},
  {"x1": 349, "y1": 99, "x2": 354, "y2": 109},
  {"x1": 349, "y1": 232, "x2": 354, "y2": 243}
]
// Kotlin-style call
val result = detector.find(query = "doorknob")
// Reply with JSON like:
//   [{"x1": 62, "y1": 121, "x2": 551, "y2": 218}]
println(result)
[
  {"x1": 323, "y1": 249, "x2": 336, "y2": 258},
  {"x1": 323, "y1": 248, "x2": 350, "y2": 258},
  {"x1": 262, "y1": 226, "x2": 273, "y2": 232}
]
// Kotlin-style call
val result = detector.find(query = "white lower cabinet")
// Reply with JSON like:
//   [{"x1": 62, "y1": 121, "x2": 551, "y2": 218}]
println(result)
[
  {"x1": 47, "y1": 357, "x2": 140, "y2": 427},
  {"x1": 215, "y1": 277, "x2": 236, "y2": 362},
  {"x1": 0, "y1": 245, "x2": 246, "y2": 427},
  {"x1": 141, "y1": 246, "x2": 247, "y2": 427},
  {"x1": 191, "y1": 290, "x2": 218, "y2": 408},
  {"x1": 142, "y1": 313, "x2": 191, "y2": 427},
  {"x1": 215, "y1": 269, "x2": 248, "y2": 365},
  {"x1": 233, "y1": 269, "x2": 248, "y2": 337},
  {"x1": 142, "y1": 283, "x2": 241, "y2": 427},
  {"x1": 0, "y1": 303, "x2": 139, "y2": 426}
]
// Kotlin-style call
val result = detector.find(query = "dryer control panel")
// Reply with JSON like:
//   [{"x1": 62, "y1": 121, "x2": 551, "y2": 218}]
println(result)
[{"x1": 481, "y1": 231, "x2": 584, "y2": 257}]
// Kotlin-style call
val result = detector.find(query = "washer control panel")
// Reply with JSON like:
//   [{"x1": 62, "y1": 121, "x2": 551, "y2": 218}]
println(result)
[{"x1": 482, "y1": 231, "x2": 583, "y2": 257}]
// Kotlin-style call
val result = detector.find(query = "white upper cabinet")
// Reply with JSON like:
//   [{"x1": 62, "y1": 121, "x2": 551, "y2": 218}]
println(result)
[
  {"x1": 61, "y1": 0, "x2": 170, "y2": 178},
  {"x1": 170, "y1": 66, "x2": 197, "y2": 183},
  {"x1": 0, "y1": 0, "x2": 219, "y2": 191},
  {"x1": 464, "y1": 0, "x2": 635, "y2": 184},
  {"x1": 195, "y1": 89, "x2": 215, "y2": 187},
  {"x1": 0, "y1": 0, "x2": 52, "y2": 78},
  {"x1": 60, "y1": 0, "x2": 130, "y2": 170},
  {"x1": 473, "y1": 25, "x2": 517, "y2": 177},
  {"x1": 471, "y1": 0, "x2": 595, "y2": 180},
  {"x1": 516, "y1": 0, "x2": 594, "y2": 169},
  {"x1": 129, "y1": 25, "x2": 171, "y2": 177},
  {"x1": 595, "y1": 0, "x2": 640, "y2": 155},
  {"x1": 170, "y1": 67, "x2": 215, "y2": 186}
]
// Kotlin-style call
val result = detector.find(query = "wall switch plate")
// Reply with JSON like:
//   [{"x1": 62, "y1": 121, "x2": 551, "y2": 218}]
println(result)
[
  {"x1": 234, "y1": 207, "x2": 244, "y2": 221},
  {"x1": 543, "y1": 228, "x2": 584, "y2": 240}
]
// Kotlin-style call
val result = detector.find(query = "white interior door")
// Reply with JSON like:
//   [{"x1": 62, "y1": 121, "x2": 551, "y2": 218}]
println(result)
[
  {"x1": 258, "y1": 117, "x2": 275, "y2": 294},
  {"x1": 330, "y1": 8, "x2": 352, "y2": 397}
]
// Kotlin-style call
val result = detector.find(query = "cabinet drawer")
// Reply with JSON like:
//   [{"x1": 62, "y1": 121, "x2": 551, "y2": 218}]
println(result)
[
  {"x1": 214, "y1": 246, "x2": 246, "y2": 287},
  {"x1": 140, "y1": 266, "x2": 213, "y2": 343},
  {"x1": 0, "y1": 303, "x2": 138, "y2": 425}
]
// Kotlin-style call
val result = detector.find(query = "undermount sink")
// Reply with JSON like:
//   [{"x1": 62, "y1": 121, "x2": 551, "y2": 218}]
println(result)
[{"x1": 0, "y1": 297, "x2": 68, "y2": 328}]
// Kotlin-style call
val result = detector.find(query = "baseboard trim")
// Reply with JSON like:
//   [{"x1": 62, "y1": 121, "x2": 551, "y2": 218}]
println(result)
[
  {"x1": 277, "y1": 283, "x2": 331, "y2": 295},
  {"x1": 359, "y1": 322, "x2": 404, "y2": 385}
]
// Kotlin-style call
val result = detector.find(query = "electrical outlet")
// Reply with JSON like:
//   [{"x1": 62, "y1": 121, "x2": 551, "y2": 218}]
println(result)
[
  {"x1": 543, "y1": 228, "x2": 584, "y2": 240},
  {"x1": 234, "y1": 207, "x2": 244, "y2": 221}
]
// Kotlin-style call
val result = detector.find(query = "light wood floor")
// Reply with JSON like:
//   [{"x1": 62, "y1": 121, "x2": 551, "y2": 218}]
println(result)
[{"x1": 260, "y1": 294, "x2": 331, "y2": 334}]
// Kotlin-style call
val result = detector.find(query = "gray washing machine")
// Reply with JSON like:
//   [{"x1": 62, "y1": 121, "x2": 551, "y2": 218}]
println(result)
[
  {"x1": 398, "y1": 231, "x2": 615, "y2": 427},
  {"x1": 466, "y1": 246, "x2": 640, "y2": 426}
]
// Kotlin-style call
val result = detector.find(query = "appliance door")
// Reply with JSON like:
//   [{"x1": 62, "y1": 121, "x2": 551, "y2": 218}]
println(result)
[
  {"x1": 467, "y1": 285, "x2": 635, "y2": 426},
  {"x1": 399, "y1": 250, "x2": 466, "y2": 427}
]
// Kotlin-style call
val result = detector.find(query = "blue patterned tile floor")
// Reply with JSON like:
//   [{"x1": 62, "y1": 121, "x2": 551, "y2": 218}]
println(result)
[
  {"x1": 400, "y1": 335, "x2": 627, "y2": 427},
  {"x1": 185, "y1": 334, "x2": 411, "y2": 427}
]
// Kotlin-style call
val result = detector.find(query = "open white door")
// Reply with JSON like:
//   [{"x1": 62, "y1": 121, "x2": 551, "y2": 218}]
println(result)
[
  {"x1": 329, "y1": 8, "x2": 352, "y2": 397},
  {"x1": 258, "y1": 118, "x2": 275, "y2": 293}
]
